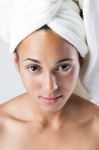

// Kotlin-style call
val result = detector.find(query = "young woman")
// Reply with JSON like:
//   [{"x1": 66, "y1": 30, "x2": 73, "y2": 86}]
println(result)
[{"x1": 0, "y1": 0, "x2": 99, "y2": 150}]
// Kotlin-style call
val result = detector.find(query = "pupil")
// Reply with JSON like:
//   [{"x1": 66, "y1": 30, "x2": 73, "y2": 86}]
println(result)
[
  {"x1": 32, "y1": 66, "x2": 37, "y2": 71},
  {"x1": 62, "y1": 65, "x2": 67, "y2": 69}
]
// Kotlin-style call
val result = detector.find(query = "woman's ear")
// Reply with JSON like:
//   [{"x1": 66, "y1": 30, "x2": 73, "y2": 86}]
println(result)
[{"x1": 13, "y1": 52, "x2": 20, "y2": 73}]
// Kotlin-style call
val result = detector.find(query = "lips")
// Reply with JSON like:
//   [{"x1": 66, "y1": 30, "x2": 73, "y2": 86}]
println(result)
[
  {"x1": 39, "y1": 95, "x2": 63, "y2": 105},
  {"x1": 41, "y1": 95, "x2": 62, "y2": 101}
]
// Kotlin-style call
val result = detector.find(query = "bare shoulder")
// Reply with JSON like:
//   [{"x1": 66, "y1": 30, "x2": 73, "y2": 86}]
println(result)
[
  {"x1": 0, "y1": 105, "x2": 11, "y2": 139},
  {"x1": 0, "y1": 93, "x2": 31, "y2": 124},
  {"x1": 0, "y1": 93, "x2": 28, "y2": 137},
  {"x1": 72, "y1": 94, "x2": 99, "y2": 111},
  {"x1": 0, "y1": 95, "x2": 19, "y2": 113},
  {"x1": 73, "y1": 94, "x2": 99, "y2": 137},
  {"x1": 0, "y1": 93, "x2": 27, "y2": 122},
  {"x1": 71, "y1": 94, "x2": 99, "y2": 123}
]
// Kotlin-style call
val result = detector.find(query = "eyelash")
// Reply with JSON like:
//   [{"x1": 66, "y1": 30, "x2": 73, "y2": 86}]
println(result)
[
  {"x1": 56, "y1": 64, "x2": 72, "y2": 72},
  {"x1": 27, "y1": 64, "x2": 72, "y2": 73},
  {"x1": 27, "y1": 65, "x2": 41, "y2": 73}
]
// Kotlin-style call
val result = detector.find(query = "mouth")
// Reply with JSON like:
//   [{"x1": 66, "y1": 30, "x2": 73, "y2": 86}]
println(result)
[
  {"x1": 41, "y1": 95, "x2": 62, "y2": 100},
  {"x1": 40, "y1": 95, "x2": 63, "y2": 105}
]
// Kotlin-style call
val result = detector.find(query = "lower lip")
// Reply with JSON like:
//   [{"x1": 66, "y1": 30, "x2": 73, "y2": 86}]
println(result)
[{"x1": 40, "y1": 96, "x2": 62, "y2": 105}]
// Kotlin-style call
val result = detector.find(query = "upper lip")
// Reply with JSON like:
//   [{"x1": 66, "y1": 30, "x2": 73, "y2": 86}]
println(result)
[{"x1": 41, "y1": 95, "x2": 62, "y2": 100}]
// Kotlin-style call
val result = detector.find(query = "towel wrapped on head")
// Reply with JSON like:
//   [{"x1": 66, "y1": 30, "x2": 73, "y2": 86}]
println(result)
[
  {"x1": 0, "y1": 0, "x2": 99, "y2": 102},
  {"x1": 0, "y1": 0, "x2": 87, "y2": 56}
]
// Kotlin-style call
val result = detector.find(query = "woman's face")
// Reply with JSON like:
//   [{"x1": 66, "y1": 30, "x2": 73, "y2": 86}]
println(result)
[{"x1": 14, "y1": 30, "x2": 80, "y2": 112}]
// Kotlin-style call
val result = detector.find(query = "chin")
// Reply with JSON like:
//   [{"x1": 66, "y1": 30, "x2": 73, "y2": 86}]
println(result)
[{"x1": 39, "y1": 99, "x2": 67, "y2": 112}]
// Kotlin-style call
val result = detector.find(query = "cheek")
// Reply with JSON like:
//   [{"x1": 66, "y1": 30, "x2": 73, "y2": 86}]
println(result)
[
  {"x1": 28, "y1": 80, "x2": 41, "y2": 92},
  {"x1": 68, "y1": 66, "x2": 80, "y2": 88},
  {"x1": 59, "y1": 66, "x2": 80, "y2": 89},
  {"x1": 19, "y1": 69, "x2": 42, "y2": 93}
]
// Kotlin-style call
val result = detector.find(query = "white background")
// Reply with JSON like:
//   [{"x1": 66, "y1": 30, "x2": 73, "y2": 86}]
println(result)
[{"x1": 0, "y1": 37, "x2": 25, "y2": 104}]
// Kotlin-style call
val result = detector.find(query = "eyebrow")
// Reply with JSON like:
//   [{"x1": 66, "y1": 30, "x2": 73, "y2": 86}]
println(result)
[{"x1": 23, "y1": 58, "x2": 73, "y2": 64}]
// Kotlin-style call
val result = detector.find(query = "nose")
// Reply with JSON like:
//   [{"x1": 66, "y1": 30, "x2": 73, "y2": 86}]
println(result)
[{"x1": 44, "y1": 72, "x2": 59, "y2": 92}]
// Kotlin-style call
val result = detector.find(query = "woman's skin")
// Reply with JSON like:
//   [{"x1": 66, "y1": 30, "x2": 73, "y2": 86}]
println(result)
[{"x1": 0, "y1": 29, "x2": 99, "y2": 150}]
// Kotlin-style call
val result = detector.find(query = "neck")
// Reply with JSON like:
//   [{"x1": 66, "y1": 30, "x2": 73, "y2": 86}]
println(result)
[{"x1": 24, "y1": 93, "x2": 70, "y2": 129}]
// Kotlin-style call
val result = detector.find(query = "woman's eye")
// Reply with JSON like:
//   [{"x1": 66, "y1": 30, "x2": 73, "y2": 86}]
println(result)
[
  {"x1": 28, "y1": 65, "x2": 41, "y2": 73},
  {"x1": 56, "y1": 64, "x2": 71, "y2": 71}
]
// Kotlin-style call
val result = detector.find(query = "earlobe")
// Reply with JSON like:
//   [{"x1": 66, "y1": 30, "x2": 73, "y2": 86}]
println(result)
[{"x1": 13, "y1": 53, "x2": 20, "y2": 73}]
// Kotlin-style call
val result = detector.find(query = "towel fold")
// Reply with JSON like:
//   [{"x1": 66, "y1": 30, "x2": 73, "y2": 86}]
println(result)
[{"x1": 79, "y1": 0, "x2": 99, "y2": 101}]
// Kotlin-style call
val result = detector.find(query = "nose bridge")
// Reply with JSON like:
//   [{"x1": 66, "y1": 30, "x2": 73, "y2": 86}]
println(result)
[{"x1": 45, "y1": 71, "x2": 58, "y2": 91}]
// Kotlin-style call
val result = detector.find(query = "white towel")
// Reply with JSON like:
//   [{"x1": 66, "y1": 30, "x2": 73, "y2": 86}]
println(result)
[
  {"x1": 0, "y1": 1, "x2": 10, "y2": 42},
  {"x1": 1, "y1": 0, "x2": 98, "y2": 102},
  {"x1": 74, "y1": 0, "x2": 83, "y2": 9},
  {"x1": 78, "y1": 0, "x2": 99, "y2": 102},
  {"x1": 0, "y1": 0, "x2": 87, "y2": 55}
]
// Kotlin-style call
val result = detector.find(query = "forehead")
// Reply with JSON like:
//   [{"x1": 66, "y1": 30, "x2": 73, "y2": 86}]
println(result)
[{"x1": 17, "y1": 29, "x2": 78, "y2": 60}]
